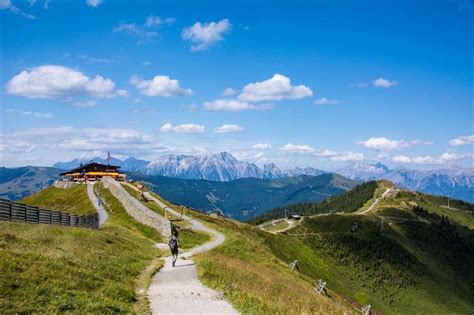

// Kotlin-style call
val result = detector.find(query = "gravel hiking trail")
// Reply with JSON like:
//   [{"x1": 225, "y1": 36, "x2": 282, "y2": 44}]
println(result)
[
  {"x1": 87, "y1": 182, "x2": 108, "y2": 226},
  {"x1": 123, "y1": 183, "x2": 237, "y2": 314}
]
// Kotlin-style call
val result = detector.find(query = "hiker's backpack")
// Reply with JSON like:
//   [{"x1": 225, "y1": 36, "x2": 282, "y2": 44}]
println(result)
[{"x1": 168, "y1": 236, "x2": 178, "y2": 250}]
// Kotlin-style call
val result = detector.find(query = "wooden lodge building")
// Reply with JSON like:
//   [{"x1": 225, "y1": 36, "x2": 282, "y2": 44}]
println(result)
[{"x1": 59, "y1": 162, "x2": 126, "y2": 181}]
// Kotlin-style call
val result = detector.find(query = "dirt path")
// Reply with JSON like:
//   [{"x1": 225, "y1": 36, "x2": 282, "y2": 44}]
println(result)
[
  {"x1": 86, "y1": 183, "x2": 108, "y2": 226},
  {"x1": 123, "y1": 184, "x2": 237, "y2": 314},
  {"x1": 358, "y1": 187, "x2": 393, "y2": 215}
]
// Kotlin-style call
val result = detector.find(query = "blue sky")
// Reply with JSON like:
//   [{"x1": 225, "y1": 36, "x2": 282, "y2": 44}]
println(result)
[{"x1": 0, "y1": 0, "x2": 473, "y2": 169}]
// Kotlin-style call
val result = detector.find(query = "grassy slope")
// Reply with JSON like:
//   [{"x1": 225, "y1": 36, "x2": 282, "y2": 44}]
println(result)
[
  {"x1": 121, "y1": 183, "x2": 210, "y2": 249},
  {"x1": 181, "y1": 210, "x2": 352, "y2": 314},
  {"x1": 132, "y1": 173, "x2": 357, "y2": 220},
  {"x1": 250, "y1": 180, "x2": 378, "y2": 225},
  {"x1": 20, "y1": 185, "x2": 95, "y2": 215},
  {"x1": 257, "y1": 182, "x2": 474, "y2": 314},
  {"x1": 0, "y1": 184, "x2": 163, "y2": 313}
]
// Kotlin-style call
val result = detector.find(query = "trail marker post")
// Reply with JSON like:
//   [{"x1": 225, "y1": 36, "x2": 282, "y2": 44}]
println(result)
[
  {"x1": 315, "y1": 279, "x2": 327, "y2": 294},
  {"x1": 361, "y1": 304, "x2": 371, "y2": 315},
  {"x1": 289, "y1": 260, "x2": 298, "y2": 270}
]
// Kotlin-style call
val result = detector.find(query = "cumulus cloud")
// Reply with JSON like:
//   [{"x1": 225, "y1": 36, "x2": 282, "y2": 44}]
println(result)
[
  {"x1": 222, "y1": 87, "x2": 238, "y2": 97},
  {"x1": 439, "y1": 152, "x2": 473, "y2": 161},
  {"x1": 357, "y1": 137, "x2": 432, "y2": 151},
  {"x1": 252, "y1": 143, "x2": 273, "y2": 150},
  {"x1": 159, "y1": 123, "x2": 204, "y2": 134},
  {"x1": 238, "y1": 74, "x2": 313, "y2": 102},
  {"x1": 130, "y1": 74, "x2": 192, "y2": 97},
  {"x1": 0, "y1": 126, "x2": 213, "y2": 166},
  {"x1": 5, "y1": 108, "x2": 53, "y2": 119},
  {"x1": 373, "y1": 77, "x2": 398, "y2": 88},
  {"x1": 5, "y1": 65, "x2": 125, "y2": 100},
  {"x1": 182, "y1": 19, "x2": 231, "y2": 51},
  {"x1": 144, "y1": 16, "x2": 175, "y2": 27},
  {"x1": 314, "y1": 98, "x2": 339, "y2": 105},
  {"x1": 279, "y1": 143, "x2": 316, "y2": 154},
  {"x1": 86, "y1": 0, "x2": 102, "y2": 7},
  {"x1": 203, "y1": 99, "x2": 270, "y2": 111},
  {"x1": 449, "y1": 135, "x2": 474, "y2": 146},
  {"x1": 214, "y1": 124, "x2": 244, "y2": 134},
  {"x1": 392, "y1": 155, "x2": 413, "y2": 163},
  {"x1": 357, "y1": 137, "x2": 409, "y2": 151}
]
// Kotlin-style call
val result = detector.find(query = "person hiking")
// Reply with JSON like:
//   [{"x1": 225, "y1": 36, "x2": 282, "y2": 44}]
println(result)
[{"x1": 168, "y1": 232, "x2": 179, "y2": 267}]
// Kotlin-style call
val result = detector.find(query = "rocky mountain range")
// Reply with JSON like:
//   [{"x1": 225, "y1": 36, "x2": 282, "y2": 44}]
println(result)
[
  {"x1": 52, "y1": 152, "x2": 325, "y2": 182},
  {"x1": 23, "y1": 151, "x2": 474, "y2": 204},
  {"x1": 336, "y1": 163, "x2": 474, "y2": 202}
]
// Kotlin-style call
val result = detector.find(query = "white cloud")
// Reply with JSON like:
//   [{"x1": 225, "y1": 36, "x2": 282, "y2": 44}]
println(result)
[
  {"x1": 279, "y1": 143, "x2": 316, "y2": 154},
  {"x1": 130, "y1": 75, "x2": 192, "y2": 97},
  {"x1": 72, "y1": 100, "x2": 97, "y2": 108},
  {"x1": 439, "y1": 152, "x2": 472, "y2": 161},
  {"x1": 182, "y1": 19, "x2": 231, "y2": 51},
  {"x1": 6, "y1": 65, "x2": 125, "y2": 100},
  {"x1": 222, "y1": 87, "x2": 238, "y2": 97},
  {"x1": 214, "y1": 124, "x2": 244, "y2": 134},
  {"x1": 410, "y1": 139, "x2": 433, "y2": 145},
  {"x1": 354, "y1": 82, "x2": 369, "y2": 88},
  {"x1": 78, "y1": 55, "x2": 113, "y2": 63},
  {"x1": 144, "y1": 16, "x2": 175, "y2": 27},
  {"x1": 357, "y1": 137, "x2": 433, "y2": 151},
  {"x1": 392, "y1": 155, "x2": 439, "y2": 164},
  {"x1": 114, "y1": 22, "x2": 158, "y2": 44},
  {"x1": 238, "y1": 74, "x2": 313, "y2": 102},
  {"x1": 412, "y1": 156, "x2": 439, "y2": 164},
  {"x1": 203, "y1": 99, "x2": 270, "y2": 111},
  {"x1": 314, "y1": 98, "x2": 339, "y2": 105},
  {"x1": 5, "y1": 108, "x2": 53, "y2": 119},
  {"x1": 330, "y1": 152, "x2": 364, "y2": 161},
  {"x1": 252, "y1": 143, "x2": 273, "y2": 150},
  {"x1": 392, "y1": 155, "x2": 412, "y2": 163},
  {"x1": 449, "y1": 135, "x2": 474, "y2": 146},
  {"x1": 391, "y1": 152, "x2": 472, "y2": 164},
  {"x1": 0, "y1": 0, "x2": 35, "y2": 19},
  {"x1": 357, "y1": 137, "x2": 409, "y2": 151},
  {"x1": 159, "y1": 123, "x2": 204, "y2": 134},
  {"x1": 86, "y1": 0, "x2": 102, "y2": 7},
  {"x1": 373, "y1": 77, "x2": 398, "y2": 88}
]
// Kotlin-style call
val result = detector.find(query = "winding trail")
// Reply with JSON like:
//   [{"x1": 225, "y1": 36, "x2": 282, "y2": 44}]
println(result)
[
  {"x1": 358, "y1": 187, "x2": 393, "y2": 215},
  {"x1": 123, "y1": 183, "x2": 237, "y2": 314},
  {"x1": 86, "y1": 183, "x2": 108, "y2": 226}
]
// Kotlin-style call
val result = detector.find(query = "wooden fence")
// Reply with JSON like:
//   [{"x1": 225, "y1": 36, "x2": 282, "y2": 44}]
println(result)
[{"x1": 0, "y1": 199, "x2": 99, "y2": 229}]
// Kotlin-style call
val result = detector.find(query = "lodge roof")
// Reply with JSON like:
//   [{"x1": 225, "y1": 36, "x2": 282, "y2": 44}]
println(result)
[{"x1": 59, "y1": 162, "x2": 121, "y2": 176}]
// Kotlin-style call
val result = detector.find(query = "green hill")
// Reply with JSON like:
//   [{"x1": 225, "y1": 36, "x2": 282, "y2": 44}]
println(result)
[
  {"x1": 2, "y1": 180, "x2": 473, "y2": 314},
  {"x1": 0, "y1": 183, "x2": 164, "y2": 313},
  {"x1": 250, "y1": 180, "x2": 379, "y2": 224},
  {"x1": 250, "y1": 181, "x2": 474, "y2": 314},
  {"x1": 0, "y1": 166, "x2": 61, "y2": 201},
  {"x1": 131, "y1": 173, "x2": 357, "y2": 220}
]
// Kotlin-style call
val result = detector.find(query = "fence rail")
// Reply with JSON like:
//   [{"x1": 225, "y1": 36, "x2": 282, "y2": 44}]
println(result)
[{"x1": 0, "y1": 199, "x2": 99, "y2": 229}]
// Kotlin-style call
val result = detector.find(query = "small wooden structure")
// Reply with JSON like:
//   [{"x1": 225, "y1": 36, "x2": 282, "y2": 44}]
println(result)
[{"x1": 59, "y1": 162, "x2": 125, "y2": 182}]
